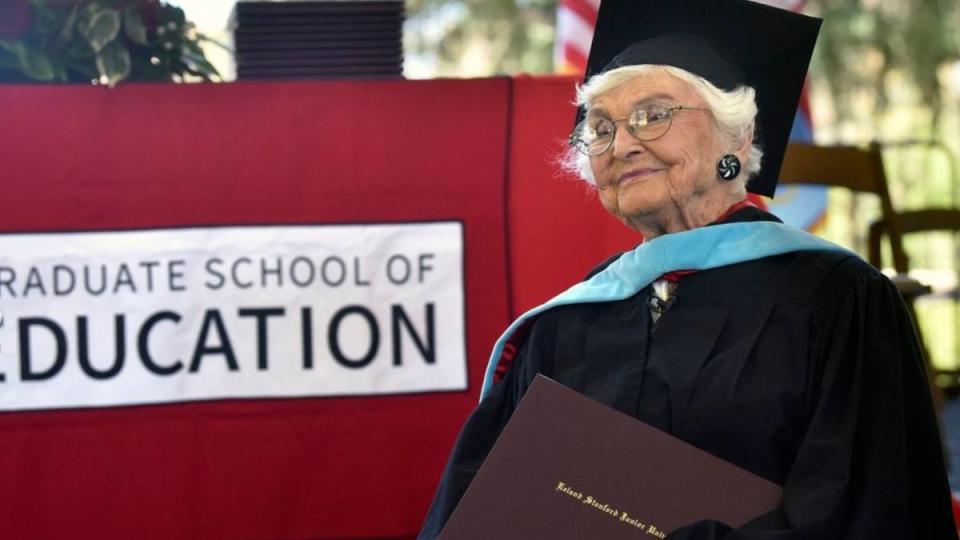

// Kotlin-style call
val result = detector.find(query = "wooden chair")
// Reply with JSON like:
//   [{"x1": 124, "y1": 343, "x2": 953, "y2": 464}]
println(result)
[
  {"x1": 869, "y1": 209, "x2": 960, "y2": 273},
  {"x1": 778, "y1": 141, "x2": 910, "y2": 270},
  {"x1": 778, "y1": 141, "x2": 935, "y2": 313},
  {"x1": 869, "y1": 208, "x2": 960, "y2": 402}
]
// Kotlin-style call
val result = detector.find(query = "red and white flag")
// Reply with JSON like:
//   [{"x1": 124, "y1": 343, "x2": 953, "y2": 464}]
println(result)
[{"x1": 554, "y1": 0, "x2": 600, "y2": 74}]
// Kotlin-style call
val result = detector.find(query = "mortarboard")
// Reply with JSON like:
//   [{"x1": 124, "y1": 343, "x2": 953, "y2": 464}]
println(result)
[{"x1": 579, "y1": 0, "x2": 821, "y2": 197}]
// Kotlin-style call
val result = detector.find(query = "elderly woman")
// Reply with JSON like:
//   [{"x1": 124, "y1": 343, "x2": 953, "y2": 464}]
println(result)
[{"x1": 419, "y1": 0, "x2": 958, "y2": 538}]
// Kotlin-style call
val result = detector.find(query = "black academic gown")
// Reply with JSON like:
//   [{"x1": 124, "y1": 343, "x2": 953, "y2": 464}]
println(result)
[{"x1": 418, "y1": 209, "x2": 958, "y2": 539}]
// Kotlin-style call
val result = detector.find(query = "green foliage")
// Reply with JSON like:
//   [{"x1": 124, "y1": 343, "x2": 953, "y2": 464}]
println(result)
[
  {"x1": 0, "y1": 0, "x2": 222, "y2": 86},
  {"x1": 809, "y1": 0, "x2": 960, "y2": 120}
]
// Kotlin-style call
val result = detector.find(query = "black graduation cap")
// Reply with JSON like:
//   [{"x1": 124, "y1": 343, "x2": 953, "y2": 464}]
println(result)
[{"x1": 580, "y1": 0, "x2": 822, "y2": 197}]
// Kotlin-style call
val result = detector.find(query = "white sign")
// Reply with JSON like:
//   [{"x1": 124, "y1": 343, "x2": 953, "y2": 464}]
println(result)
[{"x1": 0, "y1": 222, "x2": 467, "y2": 411}]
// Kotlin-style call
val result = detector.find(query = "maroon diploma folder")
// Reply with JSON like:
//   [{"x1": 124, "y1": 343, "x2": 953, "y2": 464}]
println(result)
[{"x1": 439, "y1": 375, "x2": 782, "y2": 539}]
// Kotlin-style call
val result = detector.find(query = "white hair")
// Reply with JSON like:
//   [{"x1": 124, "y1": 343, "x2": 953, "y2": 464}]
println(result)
[{"x1": 559, "y1": 65, "x2": 763, "y2": 192}]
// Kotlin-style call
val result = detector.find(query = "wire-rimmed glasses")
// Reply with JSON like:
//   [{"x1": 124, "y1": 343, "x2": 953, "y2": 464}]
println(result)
[{"x1": 570, "y1": 103, "x2": 709, "y2": 156}]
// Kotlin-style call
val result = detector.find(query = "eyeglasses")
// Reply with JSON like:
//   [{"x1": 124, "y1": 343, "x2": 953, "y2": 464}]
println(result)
[{"x1": 570, "y1": 103, "x2": 709, "y2": 156}]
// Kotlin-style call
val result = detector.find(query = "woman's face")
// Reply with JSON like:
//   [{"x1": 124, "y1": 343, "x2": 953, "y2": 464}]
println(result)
[{"x1": 588, "y1": 70, "x2": 731, "y2": 229}]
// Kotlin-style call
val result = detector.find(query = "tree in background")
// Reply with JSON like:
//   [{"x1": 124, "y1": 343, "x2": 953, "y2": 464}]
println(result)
[
  {"x1": 815, "y1": 0, "x2": 958, "y2": 130},
  {"x1": 405, "y1": 0, "x2": 555, "y2": 77}
]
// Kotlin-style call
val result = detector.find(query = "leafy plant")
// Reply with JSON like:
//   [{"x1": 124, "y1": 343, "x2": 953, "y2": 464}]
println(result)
[{"x1": 0, "y1": 0, "x2": 222, "y2": 86}]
